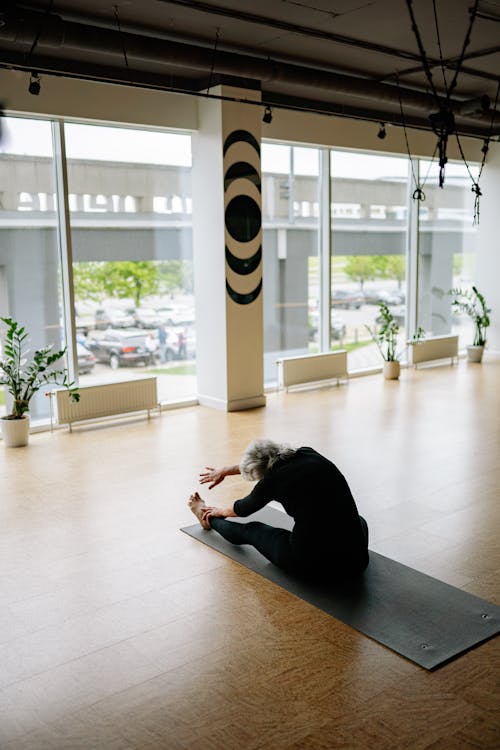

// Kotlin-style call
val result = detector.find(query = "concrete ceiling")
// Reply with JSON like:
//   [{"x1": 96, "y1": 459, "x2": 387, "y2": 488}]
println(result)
[{"x1": 1, "y1": 0, "x2": 499, "y2": 139}]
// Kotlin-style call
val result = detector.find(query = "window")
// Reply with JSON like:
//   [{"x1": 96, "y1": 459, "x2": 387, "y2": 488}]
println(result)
[
  {"x1": 262, "y1": 144, "x2": 321, "y2": 384},
  {"x1": 0, "y1": 117, "x2": 65, "y2": 423},
  {"x1": 330, "y1": 150, "x2": 409, "y2": 367},
  {"x1": 64, "y1": 122, "x2": 196, "y2": 403},
  {"x1": 417, "y1": 161, "x2": 478, "y2": 346}
]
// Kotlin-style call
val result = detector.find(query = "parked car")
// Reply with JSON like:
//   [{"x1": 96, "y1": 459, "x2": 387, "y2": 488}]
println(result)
[
  {"x1": 365, "y1": 289, "x2": 404, "y2": 306},
  {"x1": 156, "y1": 306, "x2": 195, "y2": 327},
  {"x1": 130, "y1": 307, "x2": 163, "y2": 329},
  {"x1": 77, "y1": 342, "x2": 96, "y2": 374},
  {"x1": 75, "y1": 305, "x2": 95, "y2": 335},
  {"x1": 378, "y1": 290, "x2": 405, "y2": 306},
  {"x1": 308, "y1": 311, "x2": 346, "y2": 342},
  {"x1": 94, "y1": 308, "x2": 135, "y2": 330},
  {"x1": 331, "y1": 289, "x2": 364, "y2": 309},
  {"x1": 87, "y1": 329, "x2": 155, "y2": 369},
  {"x1": 376, "y1": 305, "x2": 406, "y2": 326},
  {"x1": 158, "y1": 324, "x2": 195, "y2": 361}
]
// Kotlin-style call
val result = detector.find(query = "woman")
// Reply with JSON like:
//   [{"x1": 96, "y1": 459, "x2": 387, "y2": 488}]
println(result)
[{"x1": 188, "y1": 439, "x2": 369, "y2": 580}]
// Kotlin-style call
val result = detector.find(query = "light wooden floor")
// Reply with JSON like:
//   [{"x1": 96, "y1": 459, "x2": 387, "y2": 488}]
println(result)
[{"x1": 1, "y1": 360, "x2": 499, "y2": 749}]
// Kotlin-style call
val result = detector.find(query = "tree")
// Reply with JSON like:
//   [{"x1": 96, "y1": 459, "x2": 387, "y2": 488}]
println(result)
[
  {"x1": 382, "y1": 255, "x2": 406, "y2": 288},
  {"x1": 73, "y1": 261, "x2": 161, "y2": 307},
  {"x1": 343, "y1": 255, "x2": 380, "y2": 289},
  {"x1": 157, "y1": 260, "x2": 194, "y2": 295},
  {"x1": 73, "y1": 261, "x2": 108, "y2": 302},
  {"x1": 73, "y1": 259, "x2": 195, "y2": 306},
  {"x1": 102, "y1": 261, "x2": 160, "y2": 306}
]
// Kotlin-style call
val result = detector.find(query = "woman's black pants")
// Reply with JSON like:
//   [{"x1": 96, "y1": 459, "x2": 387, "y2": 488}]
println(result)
[{"x1": 209, "y1": 516, "x2": 369, "y2": 576}]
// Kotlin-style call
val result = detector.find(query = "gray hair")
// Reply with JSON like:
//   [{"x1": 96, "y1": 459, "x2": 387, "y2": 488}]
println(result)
[{"x1": 239, "y1": 439, "x2": 296, "y2": 481}]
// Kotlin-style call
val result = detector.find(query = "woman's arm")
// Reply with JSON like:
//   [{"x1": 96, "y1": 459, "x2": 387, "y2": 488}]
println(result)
[{"x1": 199, "y1": 464, "x2": 240, "y2": 489}]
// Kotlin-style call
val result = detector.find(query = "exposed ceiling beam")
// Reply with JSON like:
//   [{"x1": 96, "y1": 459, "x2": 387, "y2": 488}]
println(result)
[
  {"x1": 152, "y1": 0, "x2": 440, "y2": 65},
  {"x1": 1, "y1": 5, "x2": 498, "y2": 138}
]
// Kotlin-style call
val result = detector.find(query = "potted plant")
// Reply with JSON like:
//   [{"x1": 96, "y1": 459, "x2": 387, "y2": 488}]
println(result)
[
  {"x1": 366, "y1": 302, "x2": 403, "y2": 379},
  {"x1": 0, "y1": 317, "x2": 80, "y2": 447},
  {"x1": 366, "y1": 302, "x2": 423, "y2": 380},
  {"x1": 449, "y1": 286, "x2": 491, "y2": 362}
]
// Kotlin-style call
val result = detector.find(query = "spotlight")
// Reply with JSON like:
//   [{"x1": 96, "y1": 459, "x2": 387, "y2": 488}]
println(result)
[
  {"x1": 262, "y1": 105, "x2": 273, "y2": 124},
  {"x1": 28, "y1": 72, "x2": 41, "y2": 96},
  {"x1": 377, "y1": 122, "x2": 386, "y2": 140}
]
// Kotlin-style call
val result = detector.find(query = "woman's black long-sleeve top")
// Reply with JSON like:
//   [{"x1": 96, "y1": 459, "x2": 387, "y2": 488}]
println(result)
[{"x1": 234, "y1": 446, "x2": 368, "y2": 573}]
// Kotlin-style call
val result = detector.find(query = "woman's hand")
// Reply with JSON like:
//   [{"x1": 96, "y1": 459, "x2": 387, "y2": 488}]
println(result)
[
  {"x1": 199, "y1": 466, "x2": 226, "y2": 489},
  {"x1": 199, "y1": 464, "x2": 241, "y2": 489},
  {"x1": 202, "y1": 505, "x2": 236, "y2": 523}
]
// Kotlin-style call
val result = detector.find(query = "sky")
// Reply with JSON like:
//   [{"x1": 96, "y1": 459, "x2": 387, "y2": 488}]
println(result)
[{"x1": 1, "y1": 115, "x2": 477, "y2": 181}]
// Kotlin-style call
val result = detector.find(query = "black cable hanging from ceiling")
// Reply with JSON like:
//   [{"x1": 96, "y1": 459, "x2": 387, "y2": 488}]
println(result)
[
  {"x1": 206, "y1": 27, "x2": 221, "y2": 95},
  {"x1": 396, "y1": 74, "x2": 437, "y2": 203},
  {"x1": 24, "y1": 0, "x2": 54, "y2": 96},
  {"x1": 25, "y1": 0, "x2": 54, "y2": 65},
  {"x1": 405, "y1": 0, "x2": 480, "y2": 188},
  {"x1": 454, "y1": 78, "x2": 500, "y2": 225},
  {"x1": 113, "y1": 5, "x2": 129, "y2": 70}
]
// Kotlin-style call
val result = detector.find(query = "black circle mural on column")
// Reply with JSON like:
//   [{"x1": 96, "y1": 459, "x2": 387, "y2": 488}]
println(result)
[
  {"x1": 223, "y1": 130, "x2": 260, "y2": 157},
  {"x1": 223, "y1": 129, "x2": 262, "y2": 305},
  {"x1": 226, "y1": 279, "x2": 262, "y2": 305},
  {"x1": 225, "y1": 245, "x2": 262, "y2": 275},
  {"x1": 224, "y1": 162, "x2": 261, "y2": 191},
  {"x1": 225, "y1": 195, "x2": 261, "y2": 243}
]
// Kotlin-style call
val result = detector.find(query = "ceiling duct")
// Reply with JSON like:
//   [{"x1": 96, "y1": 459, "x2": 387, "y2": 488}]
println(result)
[{"x1": 0, "y1": 7, "x2": 498, "y2": 135}]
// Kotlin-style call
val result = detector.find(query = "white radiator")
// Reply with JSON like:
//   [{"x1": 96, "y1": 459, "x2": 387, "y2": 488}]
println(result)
[
  {"x1": 277, "y1": 351, "x2": 348, "y2": 390},
  {"x1": 55, "y1": 377, "x2": 158, "y2": 427},
  {"x1": 409, "y1": 335, "x2": 458, "y2": 367}
]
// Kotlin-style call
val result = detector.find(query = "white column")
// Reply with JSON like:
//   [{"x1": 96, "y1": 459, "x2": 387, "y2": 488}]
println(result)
[
  {"x1": 476, "y1": 141, "x2": 500, "y2": 354},
  {"x1": 192, "y1": 87, "x2": 265, "y2": 410}
]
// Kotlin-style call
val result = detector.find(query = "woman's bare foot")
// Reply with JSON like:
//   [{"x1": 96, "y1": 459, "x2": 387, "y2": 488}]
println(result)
[{"x1": 188, "y1": 492, "x2": 211, "y2": 529}]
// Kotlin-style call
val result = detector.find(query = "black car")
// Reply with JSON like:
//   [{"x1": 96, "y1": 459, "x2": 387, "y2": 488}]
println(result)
[{"x1": 87, "y1": 329, "x2": 154, "y2": 369}]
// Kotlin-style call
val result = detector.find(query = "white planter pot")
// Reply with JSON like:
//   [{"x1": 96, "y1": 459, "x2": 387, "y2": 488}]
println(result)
[
  {"x1": 383, "y1": 360, "x2": 400, "y2": 380},
  {"x1": 1, "y1": 415, "x2": 30, "y2": 447},
  {"x1": 466, "y1": 345, "x2": 484, "y2": 363}
]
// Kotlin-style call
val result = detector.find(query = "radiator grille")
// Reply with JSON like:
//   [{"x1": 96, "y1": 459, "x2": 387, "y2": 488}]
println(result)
[
  {"x1": 410, "y1": 335, "x2": 458, "y2": 366},
  {"x1": 277, "y1": 351, "x2": 347, "y2": 389},
  {"x1": 56, "y1": 377, "x2": 158, "y2": 425}
]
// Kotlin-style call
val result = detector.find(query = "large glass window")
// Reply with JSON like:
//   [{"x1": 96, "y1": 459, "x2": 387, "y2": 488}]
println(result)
[
  {"x1": 0, "y1": 117, "x2": 65, "y2": 423},
  {"x1": 330, "y1": 150, "x2": 409, "y2": 368},
  {"x1": 261, "y1": 143, "x2": 321, "y2": 384},
  {"x1": 417, "y1": 161, "x2": 478, "y2": 345},
  {"x1": 64, "y1": 123, "x2": 196, "y2": 403},
  {"x1": 1, "y1": 114, "x2": 482, "y2": 424}
]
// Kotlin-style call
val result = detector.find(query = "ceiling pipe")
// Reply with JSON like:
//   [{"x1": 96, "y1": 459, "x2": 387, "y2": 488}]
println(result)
[
  {"x1": 0, "y1": 8, "x2": 498, "y2": 127},
  {"x1": 0, "y1": 52, "x2": 496, "y2": 139},
  {"x1": 457, "y1": 94, "x2": 491, "y2": 115}
]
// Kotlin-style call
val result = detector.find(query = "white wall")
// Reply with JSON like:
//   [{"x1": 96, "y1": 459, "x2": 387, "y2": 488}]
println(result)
[
  {"x1": 261, "y1": 104, "x2": 482, "y2": 162},
  {"x1": 1, "y1": 68, "x2": 482, "y2": 162},
  {"x1": 476, "y1": 141, "x2": 500, "y2": 354},
  {"x1": 0, "y1": 69, "x2": 198, "y2": 131}
]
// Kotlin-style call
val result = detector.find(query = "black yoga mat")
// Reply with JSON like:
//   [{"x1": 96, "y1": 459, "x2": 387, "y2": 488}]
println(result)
[{"x1": 181, "y1": 506, "x2": 500, "y2": 670}]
